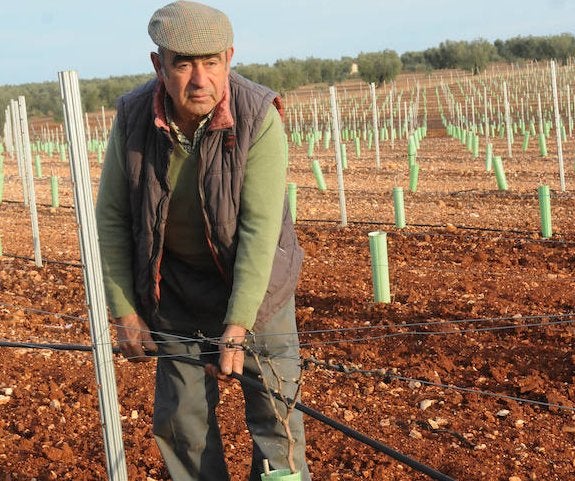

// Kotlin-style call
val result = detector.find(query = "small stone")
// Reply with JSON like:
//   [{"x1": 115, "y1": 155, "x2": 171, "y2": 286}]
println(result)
[
  {"x1": 561, "y1": 425, "x2": 575, "y2": 433},
  {"x1": 2, "y1": 387, "x2": 13, "y2": 396},
  {"x1": 428, "y1": 419, "x2": 440, "y2": 430},
  {"x1": 49, "y1": 399, "x2": 61, "y2": 410},
  {"x1": 0, "y1": 395, "x2": 10, "y2": 405},
  {"x1": 509, "y1": 477, "x2": 522, "y2": 481},
  {"x1": 474, "y1": 444, "x2": 487, "y2": 450},
  {"x1": 496, "y1": 409, "x2": 510, "y2": 417},
  {"x1": 343, "y1": 410, "x2": 355, "y2": 421},
  {"x1": 408, "y1": 381, "x2": 421, "y2": 389},
  {"x1": 130, "y1": 410, "x2": 138, "y2": 420},
  {"x1": 515, "y1": 419, "x2": 525, "y2": 428},
  {"x1": 409, "y1": 429, "x2": 423, "y2": 439},
  {"x1": 419, "y1": 399, "x2": 436, "y2": 411}
]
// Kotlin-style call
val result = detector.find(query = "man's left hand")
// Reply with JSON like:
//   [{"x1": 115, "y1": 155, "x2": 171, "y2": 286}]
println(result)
[{"x1": 213, "y1": 324, "x2": 247, "y2": 380}]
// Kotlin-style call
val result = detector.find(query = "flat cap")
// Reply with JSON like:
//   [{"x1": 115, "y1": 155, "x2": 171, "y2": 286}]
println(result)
[{"x1": 148, "y1": 1, "x2": 233, "y2": 56}]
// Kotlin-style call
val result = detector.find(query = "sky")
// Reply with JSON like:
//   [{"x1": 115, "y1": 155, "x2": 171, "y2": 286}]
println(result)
[{"x1": 1, "y1": 0, "x2": 575, "y2": 86}]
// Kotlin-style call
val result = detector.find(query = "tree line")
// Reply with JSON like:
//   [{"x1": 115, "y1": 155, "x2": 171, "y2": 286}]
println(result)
[{"x1": 1, "y1": 33, "x2": 574, "y2": 121}]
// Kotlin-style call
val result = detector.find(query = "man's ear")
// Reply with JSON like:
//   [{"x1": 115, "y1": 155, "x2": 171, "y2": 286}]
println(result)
[
  {"x1": 150, "y1": 52, "x2": 163, "y2": 78},
  {"x1": 226, "y1": 47, "x2": 235, "y2": 68}
]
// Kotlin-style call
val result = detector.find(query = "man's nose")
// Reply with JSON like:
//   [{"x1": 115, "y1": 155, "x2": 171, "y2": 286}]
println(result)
[{"x1": 190, "y1": 65, "x2": 208, "y2": 87}]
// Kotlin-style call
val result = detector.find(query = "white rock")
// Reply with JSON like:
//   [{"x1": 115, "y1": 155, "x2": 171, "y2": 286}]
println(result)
[
  {"x1": 131, "y1": 410, "x2": 138, "y2": 420},
  {"x1": 409, "y1": 429, "x2": 423, "y2": 439},
  {"x1": 2, "y1": 387, "x2": 13, "y2": 396},
  {"x1": 419, "y1": 399, "x2": 436, "y2": 411},
  {"x1": 427, "y1": 419, "x2": 440, "y2": 430},
  {"x1": 496, "y1": 409, "x2": 510, "y2": 417},
  {"x1": 50, "y1": 399, "x2": 61, "y2": 410}
]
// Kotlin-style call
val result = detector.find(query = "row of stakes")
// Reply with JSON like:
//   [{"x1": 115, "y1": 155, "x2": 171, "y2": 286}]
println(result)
[
  {"x1": 445, "y1": 118, "x2": 563, "y2": 159},
  {"x1": 0, "y1": 137, "x2": 109, "y2": 209},
  {"x1": 294, "y1": 125, "x2": 426, "y2": 195},
  {"x1": 283, "y1": 122, "x2": 554, "y2": 302},
  {"x1": 0, "y1": 121, "x2": 555, "y2": 302}
]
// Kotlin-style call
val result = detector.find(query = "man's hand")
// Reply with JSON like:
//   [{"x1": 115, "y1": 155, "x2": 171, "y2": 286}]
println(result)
[
  {"x1": 114, "y1": 313, "x2": 157, "y2": 362},
  {"x1": 212, "y1": 324, "x2": 247, "y2": 380}
]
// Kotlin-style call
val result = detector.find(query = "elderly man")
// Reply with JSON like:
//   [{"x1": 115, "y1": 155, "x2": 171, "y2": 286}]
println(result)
[{"x1": 95, "y1": 1, "x2": 311, "y2": 479}]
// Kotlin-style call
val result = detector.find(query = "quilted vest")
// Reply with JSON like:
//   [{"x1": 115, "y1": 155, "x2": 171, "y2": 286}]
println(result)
[{"x1": 114, "y1": 71, "x2": 303, "y2": 328}]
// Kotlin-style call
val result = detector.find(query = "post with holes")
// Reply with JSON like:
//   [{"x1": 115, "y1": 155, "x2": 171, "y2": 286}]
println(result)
[{"x1": 58, "y1": 70, "x2": 128, "y2": 481}]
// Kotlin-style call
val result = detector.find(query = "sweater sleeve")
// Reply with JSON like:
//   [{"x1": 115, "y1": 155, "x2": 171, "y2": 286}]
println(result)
[
  {"x1": 95, "y1": 119, "x2": 137, "y2": 318},
  {"x1": 223, "y1": 105, "x2": 287, "y2": 329}
]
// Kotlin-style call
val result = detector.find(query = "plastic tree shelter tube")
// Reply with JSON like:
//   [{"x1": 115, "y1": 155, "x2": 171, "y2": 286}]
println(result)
[
  {"x1": 492, "y1": 156, "x2": 508, "y2": 191},
  {"x1": 368, "y1": 231, "x2": 391, "y2": 303},
  {"x1": 538, "y1": 184, "x2": 552, "y2": 238},
  {"x1": 393, "y1": 187, "x2": 406, "y2": 229},
  {"x1": 51, "y1": 175, "x2": 60, "y2": 208},
  {"x1": 311, "y1": 160, "x2": 327, "y2": 192}
]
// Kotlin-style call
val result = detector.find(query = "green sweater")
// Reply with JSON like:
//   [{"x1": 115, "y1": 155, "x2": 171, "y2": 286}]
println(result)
[{"x1": 96, "y1": 105, "x2": 287, "y2": 330}]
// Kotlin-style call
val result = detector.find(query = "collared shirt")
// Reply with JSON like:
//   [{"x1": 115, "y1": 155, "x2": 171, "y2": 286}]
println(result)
[{"x1": 164, "y1": 95, "x2": 211, "y2": 154}]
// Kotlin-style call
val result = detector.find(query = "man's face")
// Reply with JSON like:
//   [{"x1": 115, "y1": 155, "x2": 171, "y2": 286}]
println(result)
[{"x1": 152, "y1": 47, "x2": 234, "y2": 124}]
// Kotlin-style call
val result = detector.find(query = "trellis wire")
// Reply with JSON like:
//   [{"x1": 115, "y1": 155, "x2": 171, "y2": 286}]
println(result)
[{"x1": 57, "y1": 69, "x2": 128, "y2": 481}]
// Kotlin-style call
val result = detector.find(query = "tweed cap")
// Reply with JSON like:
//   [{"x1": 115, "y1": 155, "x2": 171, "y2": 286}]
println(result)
[{"x1": 148, "y1": 1, "x2": 233, "y2": 56}]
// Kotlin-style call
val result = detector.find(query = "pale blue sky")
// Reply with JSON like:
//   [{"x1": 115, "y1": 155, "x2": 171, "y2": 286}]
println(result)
[{"x1": 1, "y1": 0, "x2": 574, "y2": 86}]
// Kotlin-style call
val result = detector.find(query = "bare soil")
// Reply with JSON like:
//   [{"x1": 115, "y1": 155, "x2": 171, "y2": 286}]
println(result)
[{"x1": 1, "y1": 77, "x2": 575, "y2": 481}]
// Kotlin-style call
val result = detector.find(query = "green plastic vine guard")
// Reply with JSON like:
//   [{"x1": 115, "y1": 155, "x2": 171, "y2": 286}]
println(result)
[
  {"x1": 485, "y1": 143, "x2": 493, "y2": 172},
  {"x1": 538, "y1": 133, "x2": 547, "y2": 157},
  {"x1": 340, "y1": 143, "x2": 347, "y2": 170},
  {"x1": 492, "y1": 156, "x2": 508, "y2": 191},
  {"x1": 368, "y1": 231, "x2": 391, "y2": 303},
  {"x1": 50, "y1": 175, "x2": 60, "y2": 208},
  {"x1": 34, "y1": 154, "x2": 43, "y2": 178},
  {"x1": 409, "y1": 163, "x2": 419, "y2": 193},
  {"x1": 311, "y1": 160, "x2": 327, "y2": 192},
  {"x1": 538, "y1": 185, "x2": 552, "y2": 238},
  {"x1": 393, "y1": 187, "x2": 406, "y2": 229}
]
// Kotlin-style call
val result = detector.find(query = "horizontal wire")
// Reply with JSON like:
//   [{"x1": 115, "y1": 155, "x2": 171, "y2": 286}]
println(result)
[
  {"x1": 2, "y1": 299, "x2": 573, "y2": 347},
  {"x1": 2, "y1": 338, "x2": 571, "y2": 413},
  {"x1": 304, "y1": 357, "x2": 575, "y2": 412}
]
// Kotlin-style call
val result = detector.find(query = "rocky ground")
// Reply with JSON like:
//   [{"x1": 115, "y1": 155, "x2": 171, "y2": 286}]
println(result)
[{"x1": 1, "y1": 77, "x2": 575, "y2": 481}]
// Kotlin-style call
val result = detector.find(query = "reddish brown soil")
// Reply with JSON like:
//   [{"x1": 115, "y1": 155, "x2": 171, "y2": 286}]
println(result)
[{"x1": 2, "y1": 77, "x2": 575, "y2": 481}]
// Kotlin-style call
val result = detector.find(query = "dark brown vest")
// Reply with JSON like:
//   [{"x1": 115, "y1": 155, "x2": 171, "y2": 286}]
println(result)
[{"x1": 114, "y1": 72, "x2": 303, "y2": 329}]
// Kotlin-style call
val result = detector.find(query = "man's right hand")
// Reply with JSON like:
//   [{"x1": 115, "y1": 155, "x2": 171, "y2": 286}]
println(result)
[{"x1": 114, "y1": 313, "x2": 157, "y2": 362}]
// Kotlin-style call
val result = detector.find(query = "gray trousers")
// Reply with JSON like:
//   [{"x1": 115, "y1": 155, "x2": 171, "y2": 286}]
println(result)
[{"x1": 151, "y1": 253, "x2": 311, "y2": 481}]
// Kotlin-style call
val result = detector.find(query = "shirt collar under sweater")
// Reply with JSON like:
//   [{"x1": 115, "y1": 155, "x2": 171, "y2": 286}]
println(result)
[{"x1": 164, "y1": 96, "x2": 212, "y2": 154}]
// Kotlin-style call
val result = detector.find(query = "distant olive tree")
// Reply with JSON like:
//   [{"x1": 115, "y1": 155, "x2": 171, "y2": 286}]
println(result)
[
  {"x1": 357, "y1": 50, "x2": 402, "y2": 86},
  {"x1": 400, "y1": 51, "x2": 431, "y2": 72},
  {"x1": 495, "y1": 33, "x2": 575, "y2": 64},
  {"x1": 459, "y1": 39, "x2": 499, "y2": 73}
]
